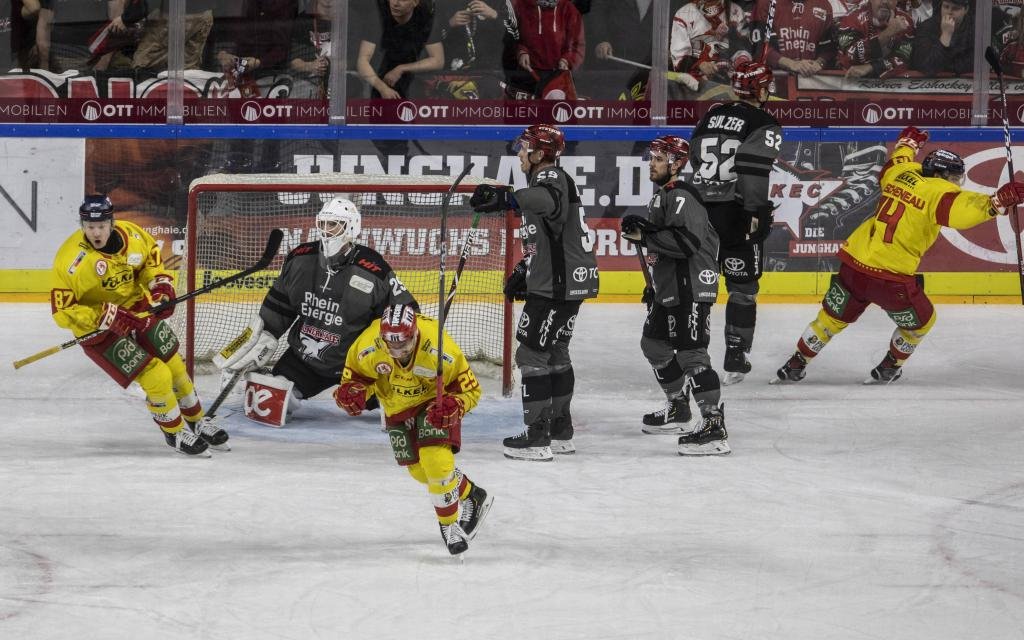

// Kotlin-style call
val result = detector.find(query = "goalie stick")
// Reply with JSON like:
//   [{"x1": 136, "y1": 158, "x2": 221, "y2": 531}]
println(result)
[
  {"x1": 985, "y1": 45, "x2": 1024, "y2": 304},
  {"x1": 436, "y1": 163, "x2": 476, "y2": 401},
  {"x1": 13, "y1": 229, "x2": 285, "y2": 370}
]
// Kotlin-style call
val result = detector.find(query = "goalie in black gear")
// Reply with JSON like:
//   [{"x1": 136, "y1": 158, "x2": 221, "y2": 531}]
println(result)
[
  {"x1": 473, "y1": 124, "x2": 599, "y2": 461},
  {"x1": 686, "y1": 60, "x2": 782, "y2": 385},
  {"x1": 622, "y1": 136, "x2": 729, "y2": 456}
]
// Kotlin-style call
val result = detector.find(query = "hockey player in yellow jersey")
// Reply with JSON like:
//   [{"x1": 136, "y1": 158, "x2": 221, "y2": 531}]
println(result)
[
  {"x1": 50, "y1": 195, "x2": 229, "y2": 456},
  {"x1": 773, "y1": 127, "x2": 1024, "y2": 384},
  {"x1": 334, "y1": 304, "x2": 493, "y2": 555}
]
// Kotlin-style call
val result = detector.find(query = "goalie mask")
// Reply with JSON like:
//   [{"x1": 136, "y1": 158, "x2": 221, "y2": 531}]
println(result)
[
  {"x1": 316, "y1": 197, "x2": 361, "y2": 258},
  {"x1": 380, "y1": 304, "x2": 419, "y2": 361},
  {"x1": 922, "y1": 149, "x2": 965, "y2": 185}
]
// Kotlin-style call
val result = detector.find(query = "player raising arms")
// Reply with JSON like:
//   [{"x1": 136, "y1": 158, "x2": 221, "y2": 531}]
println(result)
[
  {"x1": 470, "y1": 123, "x2": 600, "y2": 461},
  {"x1": 687, "y1": 60, "x2": 782, "y2": 385},
  {"x1": 216, "y1": 197, "x2": 416, "y2": 424},
  {"x1": 334, "y1": 305, "x2": 493, "y2": 556},
  {"x1": 621, "y1": 136, "x2": 729, "y2": 456},
  {"x1": 773, "y1": 127, "x2": 1024, "y2": 384},
  {"x1": 50, "y1": 195, "x2": 228, "y2": 456}
]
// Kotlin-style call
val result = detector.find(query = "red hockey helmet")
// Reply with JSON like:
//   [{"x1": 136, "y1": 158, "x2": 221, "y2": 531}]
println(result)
[
  {"x1": 645, "y1": 135, "x2": 690, "y2": 164},
  {"x1": 731, "y1": 61, "x2": 773, "y2": 100},
  {"x1": 513, "y1": 124, "x2": 565, "y2": 162},
  {"x1": 380, "y1": 304, "x2": 419, "y2": 360}
]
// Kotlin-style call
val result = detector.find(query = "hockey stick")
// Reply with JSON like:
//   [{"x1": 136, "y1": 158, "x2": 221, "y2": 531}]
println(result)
[
  {"x1": 436, "y1": 163, "x2": 475, "y2": 401},
  {"x1": 204, "y1": 367, "x2": 248, "y2": 420},
  {"x1": 443, "y1": 209, "x2": 483, "y2": 319},
  {"x1": 605, "y1": 55, "x2": 699, "y2": 91},
  {"x1": 985, "y1": 45, "x2": 1024, "y2": 304},
  {"x1": 13, "y1": 229, "x2": 284, "y2": 370},
  {"x1": 630, "y1": 239, "x2": 654, "y2": 290},
  {"x1": 759, "y1": 0, "x2": 778, "y2": 64}
]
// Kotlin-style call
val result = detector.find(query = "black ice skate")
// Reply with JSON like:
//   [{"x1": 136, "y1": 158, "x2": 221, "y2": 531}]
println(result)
[
  {"x1": 502, "y1": 422, "x2": 553, "y2": 461},
  {"x1": 459, "y1": 484, "x2": 494, "y2": 541},
  {"x1": 678, "y1": 405, "x2": 730, "y2": 456},
  {"x1": 164, "y1": 427, "x2": 211, "y2": 457},
  {"x1": 641, "y1": 394, "x2": 693, "y2": 435},
  {"x1": 549, "y1": 415, "x2": 575, "y2": 454},
  {"x1": 439, "y1": 521, "x2": 469, "y2": 555},
  {"x1": 722, "y1": 335, "x2": 752, "y2": 386},
  {"x1": 188, "y1": 417, "x2": 231, "y2": 451},
  {"x1": 770, "y1": 352, "x2": 808, "y2": 384},
  {"x1": 866, "y1": 353, "x2": 903, "y2": 385}
]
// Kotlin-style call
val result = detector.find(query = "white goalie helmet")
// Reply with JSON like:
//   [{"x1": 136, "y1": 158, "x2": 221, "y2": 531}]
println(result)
[{"x1": 316, "y1": 197, "x2": 361, "y2": 257}]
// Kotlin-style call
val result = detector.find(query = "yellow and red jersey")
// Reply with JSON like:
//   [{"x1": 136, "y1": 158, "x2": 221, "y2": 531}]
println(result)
[
  {"x1": 50, "y1": 220, "x2": 170, "y2": 337},
  {"x1": 343, "y1": 314, "x2": 481, "y2": 425},
  {"x1": 839, "y1": 144, "x2": 995, "y2": 281}
]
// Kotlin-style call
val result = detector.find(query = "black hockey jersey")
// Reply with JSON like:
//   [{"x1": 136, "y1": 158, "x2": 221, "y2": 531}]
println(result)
[
  {"x1": 687, "y1": 100, "x2": 782, "y2": 209},
  {"x1": 514, "y1": 165, "x2": 599, "y2": 301},
  {"x1": 259, "y1": 242, "x2": 417, "y2": 378},
  {"x1": 645, "y1": 180, "x2": 720, "y2": 306}
]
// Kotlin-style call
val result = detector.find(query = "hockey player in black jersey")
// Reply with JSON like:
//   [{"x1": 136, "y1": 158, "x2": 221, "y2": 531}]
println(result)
[
  {"x1": 216, "y1": 197, "x2": 417, "y2": 420},
  {"x1": 470, "y1": 124, "x2": 600, "y2": 461},
  {"x1": 621, "y1": 136, "x2": 729, "y2": 456},
  {"x1": 687, "y1": 60, "x2": 782, "y2": 385}
]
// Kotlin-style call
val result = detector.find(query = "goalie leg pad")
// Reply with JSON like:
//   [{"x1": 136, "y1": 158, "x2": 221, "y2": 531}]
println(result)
[
  {"x1": 212, "y1": 316, "x2": 264, "y2": 369},
  {"x1": 82, "y1": 332, "x2": 154, "y2": 388},
  {"x1": 242, "y1": 372, "x2": 294, "y2": 427}
]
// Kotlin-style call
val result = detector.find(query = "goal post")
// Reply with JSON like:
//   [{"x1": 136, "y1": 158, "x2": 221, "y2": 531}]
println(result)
[{"x1": 174, "y1": 172, "x2": 517, "y2": 396}]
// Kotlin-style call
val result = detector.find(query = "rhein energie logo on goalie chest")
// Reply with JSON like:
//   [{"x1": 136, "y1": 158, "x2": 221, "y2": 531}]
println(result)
[{"x1": 301, "y1": 291, "x2": 344, "y2": 326}]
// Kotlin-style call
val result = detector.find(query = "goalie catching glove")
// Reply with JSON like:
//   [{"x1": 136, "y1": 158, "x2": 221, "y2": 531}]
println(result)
[
  {"x1": 334, "y1": 380, "x2": 368, "y2": 416},
  {"x1": 148, "y1": 275, "x2": 176, "y2": 320},
  {"x1": 213, "y1": 316, "x2": 278, "y2": 372},
  {"x1": 470, "y1": 184, "x2": 517, "y2": 213},
  {"x1": 426, "y1": 395, "x2": 464, "y2": 430}
]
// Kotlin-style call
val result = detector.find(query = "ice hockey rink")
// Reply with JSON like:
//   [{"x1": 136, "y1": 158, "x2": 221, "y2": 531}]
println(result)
[{"x1": 2, "y1": 301, "x2": 1022, "y2": 640}]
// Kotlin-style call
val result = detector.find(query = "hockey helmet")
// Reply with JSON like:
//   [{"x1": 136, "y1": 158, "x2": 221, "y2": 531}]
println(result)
[
  {"x1": 79, "y1": 194, "x2": 114, "y2": 222},
  {"x1": 645, "y1": 135, "x2": 690, "y2": 164},
  {"x1": 380, "y1": 304, "x2": 419, "y2": 360},
  {"x1": 316, "y1": 197, "x2": 361, "y2": 257},
  {"x1": 513, "y1": 124, "x2": 565, "y2": 162},
  {"x1": 922, "y1": 149, "x2": 965, "y2": 185},
  {"x1": 731, "y1": 61, "x2": 774, "y2": 100}
]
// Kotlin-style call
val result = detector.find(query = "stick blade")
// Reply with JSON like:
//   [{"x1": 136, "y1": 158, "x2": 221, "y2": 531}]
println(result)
[
  {"x1": 986, "y1": 45, "x2": 1003, "y2": 74},
  {"x1": 257, "y1": 229, "x2": 284, "y2": 269}
]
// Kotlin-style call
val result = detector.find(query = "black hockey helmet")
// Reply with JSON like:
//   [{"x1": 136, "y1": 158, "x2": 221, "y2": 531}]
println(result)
[
  {"x1": 79, "y1": 194, "x2": 114, "y2": 222},
  {"x1": 922, "y1": 149, "x2": 965, "y2": 185}
]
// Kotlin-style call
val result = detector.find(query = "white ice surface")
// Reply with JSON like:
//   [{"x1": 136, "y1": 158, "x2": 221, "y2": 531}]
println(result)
[{"x1": 1, "y1": 302, "x2": 1022, "y2": 640}]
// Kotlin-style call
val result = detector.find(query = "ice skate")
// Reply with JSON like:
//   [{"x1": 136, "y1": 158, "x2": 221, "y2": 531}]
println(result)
[
  {"x1": 164, "y1": 427, "x2": 211, "y2": 457},
  {"x1": 188, "y1": 417, "x2": 230, "y2": 451},
  {"x1": 503, "y1": 422, "x2": 553, "y2": 461},
  {"x1": 439, "y1": 521, "x2": 469, "y2": 555},
  {"x1": 459, "y1": 484, "x2": 494, "y2": 541},
  {"x1": 722, "y1": 336, "x2": 751, "y2": 386},
  {"x1": 678, "y1": 405, "x2": 730, "y2": 456},
  {"x1": 549, "y1": 415, "x2": 575, "y2": 454},
  {"x1": 865, "y1": 353, "x2": 902, "y2": 385},
  {"x1": 770, "y1": 352, "x2": 808, "y2": 384},
  {"x1": 641, "y1": 395, "x2": 693, "y2": 435}
]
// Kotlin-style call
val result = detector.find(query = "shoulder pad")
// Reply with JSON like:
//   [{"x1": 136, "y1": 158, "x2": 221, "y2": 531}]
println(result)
[
  {"x1": 664, "y1": 180, "x2": 703, "y2": 200},
  {"x1": 286, "y1": 241, "x2": 318, "y2": 261},
  {"x1": 351, "y1": 245, "x2": 391, "y2": 280}
]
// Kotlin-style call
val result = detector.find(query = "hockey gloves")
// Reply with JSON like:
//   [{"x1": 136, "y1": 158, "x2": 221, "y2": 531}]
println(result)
[
  {"x1": 896, "y1": 126, "x2": 929, "y2": 153},
  {"x1": 148, "y1": 275, "x2": 177, "y2": 320},
  {"x1": 504, "y1": 259, "x2": 528, "y2": 301},
  {"x1": 747, "y1": 205, "x2": 775, "y2": 243},
  {"x1": 98, "y1": 302, "x2": 149, "y2": 338},
  {"x1": 470, "y1": 184, "x2": 518, "y2": 213},
  {"x1": 991, "y1": 181, "x2": 1024, "y2": 215},
  {"x1": 641, "y1": 286, "x2": 654, "y2": 307},
  {"x1": 334, "y1": 380, "x2": 368, "y2": 416},
  {"x1": 621, "y1": 214, "x2": 654, "y2": 243},
  {"x1": 426, "y1": 395, "x2": 465, "y2": 430}
]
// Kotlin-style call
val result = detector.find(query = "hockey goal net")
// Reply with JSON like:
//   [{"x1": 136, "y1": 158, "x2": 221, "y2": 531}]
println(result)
[{"x1": 174, "y1": 172, "x2": 516, "y2": 396}]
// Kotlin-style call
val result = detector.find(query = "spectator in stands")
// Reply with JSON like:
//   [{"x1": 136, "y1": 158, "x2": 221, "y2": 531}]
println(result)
[
  {"x1": 131, "y1": 1, "x2": 213, "y2": 74},
  {"x1": 432, "y1": 0, "x2": 507, "y2": 98},
  {"x1": 356, "y1": 0, "x2": 444, "y2": 100},
  {"x1": 836, "y1": 0, "x2": 914, "y2": 78},
  {"x1": 671, "y1": 0, "x2": 752, "y2": 91},
  {"x1": 11, "y1": 0, "x2": 52, "y2": 71},
  {"x1": 214, "y1": 0, "x2": 298, "y2": 91},
  {"x1": 909, "y1": 0, "x2": 972, "y2": 75},
  {"x1": 584, "y1": 0, "x2": 654, "y2": 99},
  {"x1": 503, "y1": 0, "x2": 585, "y2": 100},
  {"x1": 750, "y1": 0, "x2": 836, "y2": 77},
  {"x1": 88, "y1": 0, "x2": 150, "y2": 71},
  {"x1": 35, "y1": 0, "x2": 56, "y2": 72},
  {"x1": 288, "y1": 0, "x2": 333, "y2": 98},
  {"x1": 998, "y1": 8, "x2": 1024, "y2": 79}
]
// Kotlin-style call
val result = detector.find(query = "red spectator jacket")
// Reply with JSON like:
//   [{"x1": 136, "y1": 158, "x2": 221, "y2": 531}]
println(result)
[
  {"x1": 835, "y1": 4, "x2": 915, "y2": 77},
  {"x1": 753, "y1": 0, "x2": 836, "y2": 68},
  {"x1": 509, "y1": 0, "x2": 585, "y2": 71}
]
